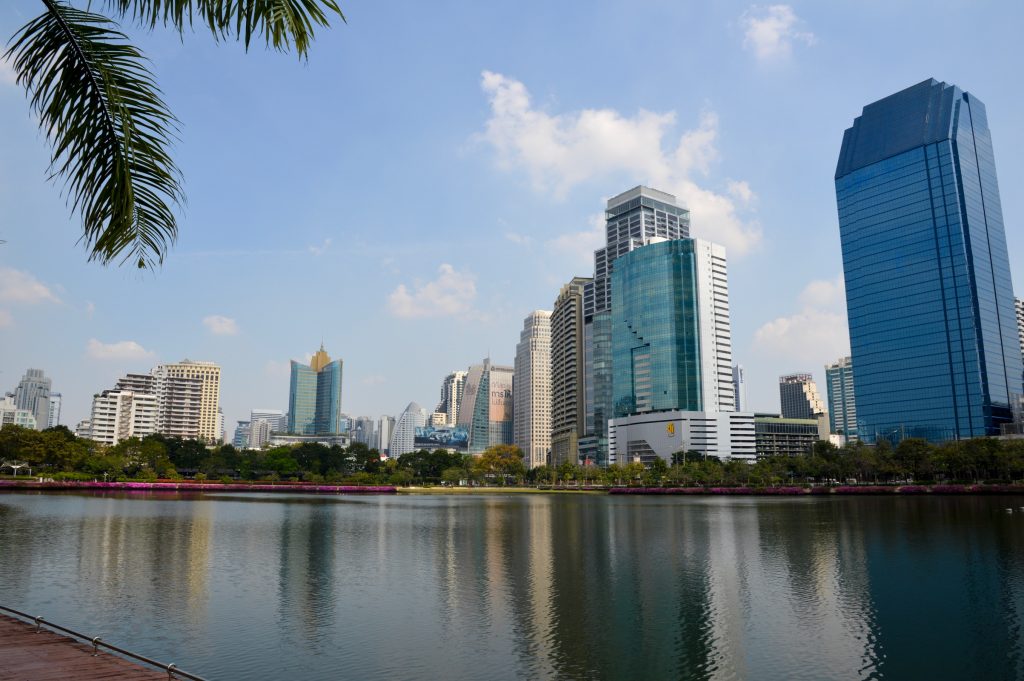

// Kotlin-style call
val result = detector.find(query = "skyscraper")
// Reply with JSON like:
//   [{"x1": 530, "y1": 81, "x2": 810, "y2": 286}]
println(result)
[
  {"x1": 435, "y1": 371, "x2": 468, "y2": 426},
  {"x1": 836, "y1": 79, "x2": 1022, "y2": 442},
  {"x1": 377, "y1": 415, "x2": 396, "y2": 453},
  {"x1": 584, "y1": 186, "x2": 691, "y2": 464},
  {"x1": 1015, "y1": 297, "x2": 1024, "y2": 363},
  {"x1": 732, "y1": 366, "x2": 747, "y2": 412},
  {"x1": 458, "y1": 358, "x2": 515, "y2": 453},
  {"x1": 87, "y1": 389, "x2": 158, "y2": 445},
  {"x1": 287, "y1": 344, "x2": 344, "y2": 435},
  {"x1": 156, "y1": 361, "x2": 222, "y2": 442},
  {"x1": 249, "y1": 409, "x2": 287, "y2": 433},
  {"x1": 390, "y1": 402, "x2": 427, "y2": 458},
  {"x1": 825, "y1": 357, "x2": 857, "y2": 440},
  {"x1": 13, "y1": 368, "x2": 51, "y2": 431},
  {"x1": 47, "y1": 392, "x2": 62, "y2": 429},
  {"x1": 607, "y1": 238, "x2": 753, "y2": 463},
  {"x1": 779, "y1": 374, "x2": 826, "y2": 420},
  {"x1": 550, "y1": 277, "x2": 591, "y2": 467},
  {"x1": 514, "y1": 310, "x2": 552, "y2": 469}
]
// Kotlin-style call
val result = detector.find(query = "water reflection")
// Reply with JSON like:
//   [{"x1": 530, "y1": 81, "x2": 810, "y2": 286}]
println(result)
[{"x1": 0, "y1": 492, "x2": 1023, "y2": 680}]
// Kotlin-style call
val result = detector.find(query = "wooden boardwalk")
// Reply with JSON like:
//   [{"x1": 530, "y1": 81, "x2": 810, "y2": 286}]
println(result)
[{"x1": 0, "y1": 614, "x2": 166, "y2": 680}]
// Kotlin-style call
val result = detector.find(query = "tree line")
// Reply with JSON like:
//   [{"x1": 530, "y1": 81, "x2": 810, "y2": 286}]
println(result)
[{"x1": 3, "y1": 425, "x2": 1024, "y2": 486}]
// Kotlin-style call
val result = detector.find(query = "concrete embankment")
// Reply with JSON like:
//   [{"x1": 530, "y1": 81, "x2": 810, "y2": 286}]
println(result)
[{"x1": 0, "y1": 480, "x2": 396, "y2": 494}]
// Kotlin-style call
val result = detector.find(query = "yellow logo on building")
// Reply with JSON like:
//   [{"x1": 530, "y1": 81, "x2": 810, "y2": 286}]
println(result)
[{"x1": 666, "y1": 422, "x2": 676, "y2": 437}]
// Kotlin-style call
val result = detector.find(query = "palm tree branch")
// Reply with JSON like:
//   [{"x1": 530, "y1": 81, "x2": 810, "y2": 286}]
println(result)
[
  {"x1": 103, "y1": 1, "x2": 345, "y2": 57},
  {"x1": 6, "y1": 0, "x2": 183, "y2": 268}
]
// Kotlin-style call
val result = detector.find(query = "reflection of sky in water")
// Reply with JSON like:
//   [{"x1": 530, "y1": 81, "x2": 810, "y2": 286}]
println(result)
[{"x1": 0, "y1": 492, "x2": 1021, "y2": 680}]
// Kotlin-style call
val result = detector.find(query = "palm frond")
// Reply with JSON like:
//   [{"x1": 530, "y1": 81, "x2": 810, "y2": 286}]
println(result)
[
  {"x1": 6, "y1": 0, "x2": 183, "y2": 268},
  {"x1": 104, "y1": 1, "x2": 346, "y2": 57}
]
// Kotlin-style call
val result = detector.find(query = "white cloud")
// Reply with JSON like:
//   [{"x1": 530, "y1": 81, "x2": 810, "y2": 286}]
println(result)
[
  {"x1": 753, "y1": 276, "x2": 849, "y2": 366},
  {"x1": 388, "y1": 264, "x2": 477, "y2": 319},
  {"x1": 478, "y1": 72, "x2": 761, "y2": 256},
  {"x1": 203, "y1": 314, "x2": 239, "y2": 336},
  {"x1": 741, "y1": 5, "x2": 816, "y2": 60},
  {"x1": 87, "y1": 339, "x2": 155, "y2": 361},
  {"x1": 504, "y1": 232, "x2": 533, "y2": 246},
  {"x1": 0, "y1": 267, "x2": 60, "y2": 304},
  {"x1": 85, "y1": 301, "x2": 96, "y2": 317},
  {"x1": 361, "y1": 374, "x2": 387, "y2": 386},
  {"x1": 308, "y1": 238, "x2": 332, "y2": 256},
  {"x1": 546, "y1": 212, "x2": 605, "y2": 267},
  {"x1": 0, "y1": 309, "x2": 12, "y2": 328},
  {"x1": 727, "y1": 179, "x2": 756, "y2": 205},
  {"x1": 0, "y1": 57, "x2": 15, "y2": 86}
]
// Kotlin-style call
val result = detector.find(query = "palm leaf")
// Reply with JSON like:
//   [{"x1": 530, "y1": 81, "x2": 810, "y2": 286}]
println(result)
[
  {"x1": 6, "y1": 0, "x2": 183, "y2": 268},
  {"x1": 104, "y1": 1, "x2": 346, "y2": 57}
]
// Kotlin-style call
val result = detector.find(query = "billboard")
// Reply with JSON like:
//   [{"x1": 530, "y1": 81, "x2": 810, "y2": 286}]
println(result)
[{"x1": 414, "y1": 425, "x2": 469, "y2": 451}]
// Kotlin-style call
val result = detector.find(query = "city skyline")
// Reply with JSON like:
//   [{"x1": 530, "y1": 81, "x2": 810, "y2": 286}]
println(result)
[{"x1": 2, "y1": 1, "x2": 1024, "y2": 435}]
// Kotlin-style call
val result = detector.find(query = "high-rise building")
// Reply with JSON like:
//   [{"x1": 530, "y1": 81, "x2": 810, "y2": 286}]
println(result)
[
  {"x1": 156, "y1": 361, "x2": 222, "y2": 442},
  {"x1": 232, "y1": 420, "x2": 250, "y2": 449},
  {"x1": 836, "y1": 79, "x2": 1023, "y2": 442},
  {"x1": 435, "y1": 371, "x2": 467, "y2": 426},
  {"x1": 13, "y1": 368, "x2": 51, "y2": 431},
  {"x1": 755, "y1": 414, "x2": 831, "y2": 458},
  {"x1": 607, "y1": 238, "x2": 751, "y2": 464},
  {"x1": 584, "y1": 186, "x2": 691, "y2": 465},
  {"x1": 248, "y1": 418, "x2": 273, "y2": 449},
  {"x1": 514, "y1": 310, "x2": 552, "y2": 469},
  {"x1": 351, "y1": 416, "x2": 376, "y2": 447},
  {"x1": 118, "y1": 369, "x2": 204, "y2": 440},
  {"x1": 376, "y1": 415, "x2": 396, "y2": 453},
  {"x1": 287, "y1": 344, "x2": 344, "y2": 435},
  {"x1": 550, "y1": 276, "x2": 591, "y2": 467},
  {"x1": 47, "y1": 392, "x2": 62, "y2": 429},
  {"x1": 0, "y1": 395, "x2": 38, "y2": 429},
  {"x1": 825, "y1": 357, "x2": 857, "y2": 440},
  {"x1": 612, "y1": 239, "x2": 735, "y2": 417},
  {"x1": 249, "y1": 409, "x2": 286, "y2": 433},
  {"x1": 779, "y1": 374, "x2": 826, "y2": 420},
  {"x1": 87, "y1": 389, "x2": 158, "y2": 445},
  {"x1": 732, "y1": 366, "x2": 747, "y2": 412},
  {"x1": 1015, "y1": 297, "x2": 1024, "y2": 363},
  {"x1": 458, "y1": 359, "x2": 515, "y2": 453},
  {"x1": 390, "y1": 402, "x2": 427, "y2": 458}
]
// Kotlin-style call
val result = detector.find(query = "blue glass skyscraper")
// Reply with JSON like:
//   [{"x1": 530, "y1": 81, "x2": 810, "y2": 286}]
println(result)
[
  {"x1": 835, "y1": 79, "x2": 1022, "y2": 443},
  {"x1": 287, "y1": 344, "x2": 344, "y2": 435}
]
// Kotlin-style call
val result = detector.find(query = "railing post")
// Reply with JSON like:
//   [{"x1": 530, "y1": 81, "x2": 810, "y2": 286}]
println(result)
[
  {"x1": 167, "y1": 662, "x2": 177, "y2": 679},
  {"x1": 34, "y1": 616, "x2": 44, "y2": 632},
  {"x1": 91, "y1": 636, "x2": 102, "y2": 656}
]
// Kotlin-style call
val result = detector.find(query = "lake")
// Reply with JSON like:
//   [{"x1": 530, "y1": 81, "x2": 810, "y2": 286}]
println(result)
[{"x1": 0, "y1": 491, "x2": 1022, "y2": 680}]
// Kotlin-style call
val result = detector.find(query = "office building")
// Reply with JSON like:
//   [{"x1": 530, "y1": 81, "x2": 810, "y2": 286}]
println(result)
[
  {"x1": 0, "y1": 395, "x2": 38, "y2": 430},
  {"x1": 117, "y1": 370, "x2": 203, "y2": 440},
  {"x1": 458, "y1": 358, "x2": 515, "y2": 453},
  {"x1": 825, "y1": 357, "x2": 857, "y2": 440},
  {"x1": 779, "y1": 374, "x2": 826, "y2": 420},
  {"x1": 550, "y1": 276, "x2": 591, "y2": 467},
  {"x1": 607, "y1": 237, "x2": 749, "y2": 463},
  {"x1": 732, "y1": 366, "x2": 747, "y2": 412},
  {"x1": 390, "y1": 402, "x2": 427, "y2": 458},
  {"x1": 514, "y1": 310, "x2": 552, "y2": 469},
  {"x1": 47, "y1": 392, "x2": 62, "y2": 429},
  {"x1": 755, "y1": 414, "x2": 830, "y2": 458},
  {"x1": 377, "y1": 415, "x2": 395, "y2": 453},
  {"x1": 435, "y1": 371, "x2": 467, "y2": 426},
  {"x1": 232, "y1": 421, "x2": 250, "y2": 449},
  {"x1": 87, "y1": 389, "x2": 158, "y2": 445},
  {"x1": 12, "y1": 368, "x2": 51, "y2": 431},
  {"x1": 351, "y1": 416, "x2": 376, "y2": 447},
  {"x1": 836, "y1": 79, "x2": 1023, "y2": 442},
  {"x1": 249, "y1": 409, "x2": 286, "y2": 433},
  {"x1": 288, "y1": 344, "x2": 344, "y2": 435},
  {"x1": 248, "y1": 418, "x2": 273, "y2": 449},
  {"x1": 583, "y1": 186, "x2": 691, "y2": 464},
  {"x1": 608, "y1": 411, "x2": 755, "y2": 464},
  {"x1": 1016, "y1": 297, "x2": 1024, "y2": 362}
]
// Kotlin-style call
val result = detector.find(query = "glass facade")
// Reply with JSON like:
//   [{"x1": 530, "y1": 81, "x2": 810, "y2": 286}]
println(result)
[
  {"x1": 835, "y1": 79, "x2": 1022, "y2": 443},
  {"x1": 288, "y1": 350, "x2": 344, "y2": 435},
  {"x1": 612, "y1": 240, "x2": 703, "y2": 417}
]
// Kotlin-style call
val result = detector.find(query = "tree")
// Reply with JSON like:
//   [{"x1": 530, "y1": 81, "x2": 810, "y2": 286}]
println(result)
[
  {"x1": 4, "y1": 0, "x2": 344, "y2": 268},
  {"x1": 473, "y1": 445, "x2": 526, "y2": 485}
]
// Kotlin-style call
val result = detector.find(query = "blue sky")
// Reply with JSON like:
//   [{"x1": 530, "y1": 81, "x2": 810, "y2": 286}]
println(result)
[{"x1": 2, "y1": 0, "x2": 1023, "y2": 434}]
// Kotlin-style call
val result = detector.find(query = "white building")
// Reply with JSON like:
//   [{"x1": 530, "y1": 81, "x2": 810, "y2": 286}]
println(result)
[
  {"x1": 248, "y1": 418, "x2": 273, "y2": 449},
  {"x1": 608, "y1": 411, "x2": 756, "y2": 465},
  {"x1": 732, "y1": 366, "x2": 747, "y2": 413},
  {"x1": 377, "y1": 415, "x2": 395, "y2": 453},
  {"x1": 390, "y1": 402, "x2": 427, "y2": 458},
  {"x1": 250, "y1": 409, "x2": 286, "y2": 433},
  {"x1": 47, "y1": 392, "x2": 62, "y2": 429},
  {"x1": 0, "y1": 395, "x2": 38, "y2": 430},
  {"x1": 514, "y1": 310, "x2": 552, "y2": 469},
  {"x1": 12, "y1": 368, "x2": 51, "y2": 431},
  {"x1": 435, "y1": 371, "x2": 467, "y2": 426},
  {"x1": 88, "y1": 389, "x2": 158, "y2": 446}
]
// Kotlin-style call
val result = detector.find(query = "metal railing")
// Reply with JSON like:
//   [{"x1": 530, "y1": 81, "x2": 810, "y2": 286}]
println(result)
[{"x1": 0, "y1": 604, "x2": 208, "y2": 680}]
